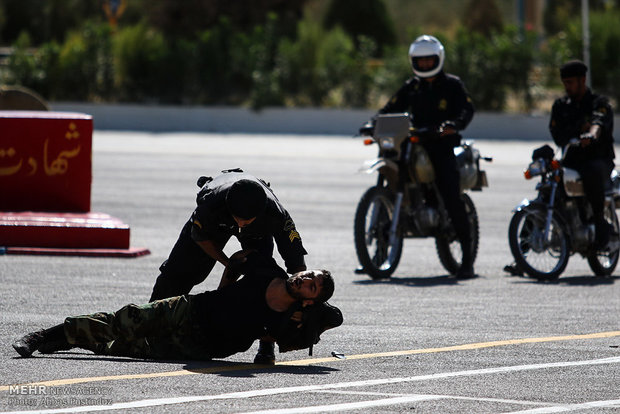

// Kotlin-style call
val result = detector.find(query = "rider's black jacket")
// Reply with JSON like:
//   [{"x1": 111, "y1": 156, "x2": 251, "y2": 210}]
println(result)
[
  {"x1": 374, "y1": 71, "x2": 475, "y2": 248},
  {"x1": 377, "y1": 71, "x2": 475, "y2": 146},
  {"x1": 549, "y1": 89, "x2": 615, "y2": 166}
]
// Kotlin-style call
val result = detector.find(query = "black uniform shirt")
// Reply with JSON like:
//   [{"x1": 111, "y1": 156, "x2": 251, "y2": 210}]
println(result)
[
  {"x1": 379, "y1": 71, "x2": 474, "y2": 136},
  {"x1": 190, "y1": 171, "x2": 307, "y2": 273},
  {"x1": 189, "y1": 255, "x2": 289, "y2": 358},
  {"x1": 549, "y1": 89, "x2": 615, "y2": 164}
]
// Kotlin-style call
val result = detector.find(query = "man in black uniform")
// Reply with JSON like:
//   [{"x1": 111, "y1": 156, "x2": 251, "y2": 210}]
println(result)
[
  {"x1": 150, "y1": 169, "x2": 308, "y2": 363},
  {"x1": 550, "y1": 60, "x2": 615, "y2": 248},
  {"x1": 369, "y1": 34, "x2": 476, "y2": 278},
  {"x1": 505, "y1": 59, "x2": 616, "y2": 275},
  {"x1": 13, "y1": 252, "x2": 338, "y2": 361}
]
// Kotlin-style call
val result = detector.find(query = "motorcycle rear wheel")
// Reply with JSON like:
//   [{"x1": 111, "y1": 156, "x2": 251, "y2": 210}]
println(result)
[
  {"x1": 354, "y1": 186, "x2": 403, "y2": 279},
  {"x1": 508, "y1": 206, "x2": 570, "y2": 281},
  {"x1": 587, "y1": 203, "x2": 620, "y2": 276},
  {"x1": 435, "y1": 193, "x2": 479, "y2": 275}
]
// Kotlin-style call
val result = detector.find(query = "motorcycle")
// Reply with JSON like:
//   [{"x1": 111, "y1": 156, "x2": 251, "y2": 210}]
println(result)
[
  {"x1": 507, "y1": 140, "x2": 620, "y2": 281},
  {"x1": 354, "y1": 113, "x2": 491, "y2": 279}
]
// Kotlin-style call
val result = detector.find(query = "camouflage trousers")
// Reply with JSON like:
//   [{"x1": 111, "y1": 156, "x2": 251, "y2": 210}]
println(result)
[{"x1": 63, "y1": 296, "x2": 212, "y2": 360}]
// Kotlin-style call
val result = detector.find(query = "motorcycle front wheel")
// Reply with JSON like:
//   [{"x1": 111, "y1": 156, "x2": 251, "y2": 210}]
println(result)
[
  {"x1": 508, "y1": 206, "x2": 570, "y2": 281},
  {"x1": 435, "y1": 193, "x2": 480, "y2": 275},
  {"x1": 354, "y1": 186, "x2": 403, "y2": 279},
  {"x1": 587, "y1": 203, "x2": 620, "y2": 276}
]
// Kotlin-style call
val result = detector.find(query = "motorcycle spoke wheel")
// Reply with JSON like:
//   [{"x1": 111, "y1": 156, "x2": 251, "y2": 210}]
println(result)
[
  {"x1": 587, "y1": 204, "x2": 620, "y2": 276},
  {"x1": 508, "y1": 207, "x2": 569, "y2": 281},
  {"x1": 354, "y1": 187, "x2": 403, "y2": 279}
]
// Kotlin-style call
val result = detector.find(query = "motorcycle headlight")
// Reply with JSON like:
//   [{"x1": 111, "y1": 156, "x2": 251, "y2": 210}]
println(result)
[{"x1": 379, "y1": 137, "x2": 395, "y2": 149}]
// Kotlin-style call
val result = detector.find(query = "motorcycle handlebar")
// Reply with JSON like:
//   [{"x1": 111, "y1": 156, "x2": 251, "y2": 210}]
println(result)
[
  {"x1": 357, "y1": 123, "x2": 441, "y2": 139},
  {"x1": 408, "y1": 127, "x2": 442, "y2": 143},
  {"x1": 561, "y1": 137, "x2": 585, "y2": 161},
  {"x1": 358, "y1": 123, "x2": 374, "y2": 136}
]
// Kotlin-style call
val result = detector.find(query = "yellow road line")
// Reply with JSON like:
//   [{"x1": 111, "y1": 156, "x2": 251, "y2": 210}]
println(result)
[
  {"x1": 3, "y1": 330, "x2": 619, "y2": 391},
  {"x1": 279, "y1": 330, "x2": 620, "y2": 365}
]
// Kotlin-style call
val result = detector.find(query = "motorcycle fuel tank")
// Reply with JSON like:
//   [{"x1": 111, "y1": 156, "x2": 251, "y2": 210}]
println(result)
[
  {"x1": 410, "y1": 145, "x2": 435, "y2": 183},
  {"x1": 563, "y1": 167, "x2": 585, "y2": 197}
]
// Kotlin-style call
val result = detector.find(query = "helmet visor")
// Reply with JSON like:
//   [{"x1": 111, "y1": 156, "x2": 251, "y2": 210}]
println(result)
[{"x1": 411, "y1": 55, "x2": 440, "y2": 74}]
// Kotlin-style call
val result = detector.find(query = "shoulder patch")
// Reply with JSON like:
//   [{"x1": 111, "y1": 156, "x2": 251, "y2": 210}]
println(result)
[
  {"x1": 283, "y1": 219, "x2": 296, "y2": 232},
  {"x1": 283, "y1": 219, "x2": 301, "y2": 242},
  {"x1": 289, "y1": 230, "x2": 301, "y2": 242}
]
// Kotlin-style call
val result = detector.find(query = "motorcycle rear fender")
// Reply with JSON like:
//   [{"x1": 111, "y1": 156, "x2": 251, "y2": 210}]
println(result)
[{"x1": 359, "y1": 158, "x2": 399, "y2": 175}]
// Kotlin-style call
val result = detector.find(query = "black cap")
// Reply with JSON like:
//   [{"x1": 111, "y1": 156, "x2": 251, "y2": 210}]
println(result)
[
  {"x1": 560, "y1": 60, "x2": 587, "y2": 79},
  {"x1": 225, "y1": 179, "x2": 267, "y2": 219}
]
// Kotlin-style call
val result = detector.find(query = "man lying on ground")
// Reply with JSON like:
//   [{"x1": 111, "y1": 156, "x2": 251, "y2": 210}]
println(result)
[{"x1": 13, "y1": 252, "x2": 342, "y2": 361}]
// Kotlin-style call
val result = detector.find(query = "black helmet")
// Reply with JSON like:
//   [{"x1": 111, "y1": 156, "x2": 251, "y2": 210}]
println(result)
[{"x1": 225, "y1": 179, "x2": 267, "y2": 219}]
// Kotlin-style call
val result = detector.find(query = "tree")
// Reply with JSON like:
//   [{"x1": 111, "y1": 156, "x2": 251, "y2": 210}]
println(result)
[
  {"x1": 462, "y1": 0, "x2": 503, "y2": 37},
  {"x1": 144, "y1": 0, "x2": 306, "y2": 39},
  {"x1": 543, "y1": 0, "x2": 615, "y2": 36},
  {"x1": 323, "y1": 0, "x2": 396, "y2": 56},
  {"x1": 0, "y1": 0, "x2": 102, "y2": 45}
]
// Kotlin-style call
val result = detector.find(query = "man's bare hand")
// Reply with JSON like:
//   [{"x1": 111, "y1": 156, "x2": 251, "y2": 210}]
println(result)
[
  {"x1": 290, "y1": 311, "x2": 303, "y2": 328},
  {"x1": 218, "y1": 249, "x2": 256, "y2": 289},
  {"x1": 230, "y1": 249, "x2": 255, "y2": 261},
  {"x1": 439, "y1": 120, "x2": 457, "y2": 137},
  {"x1": 580, "y1": 132, "x2": 595, "y2": 147},
  {"x1": 440, "y1": 126, "x2": 457, "y2": 136}
]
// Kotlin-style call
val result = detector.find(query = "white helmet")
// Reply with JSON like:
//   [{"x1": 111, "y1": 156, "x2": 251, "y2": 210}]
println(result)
[{"x1": 408, "y1": 35, "x2": 445, "y2": 78}]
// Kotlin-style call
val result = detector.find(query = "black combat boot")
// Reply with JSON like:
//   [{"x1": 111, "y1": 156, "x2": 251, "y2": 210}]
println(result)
[
  {"x1": 594, "y1": 218, "x2": 612, "y2": 250},
  {"x1": 13, "y1": 324, "x2": 71, "y2": 357},
  {"x1": 456, "y1": 260, "x2": 475, "y2": 279},
  {"x1": 455, "y1": 237, "x2": 476, "y2": 280},
  {"x1": 253, "y1": 340, "x2": 276, "y2": 365},
  {"x1": 38, "y1": 324, "x2": 72, "y2": 354},
  {"x1": 13, "y1": 331, "x2": 46, "y2": 357},
  {"x1": 503, "y1": 262, "x2": 524, "y2": 277}
]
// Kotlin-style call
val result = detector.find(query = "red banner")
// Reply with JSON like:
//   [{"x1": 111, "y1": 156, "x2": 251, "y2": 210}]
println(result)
[{"x1": 0, "y1": 111, "x2": 93, "y2": 212}]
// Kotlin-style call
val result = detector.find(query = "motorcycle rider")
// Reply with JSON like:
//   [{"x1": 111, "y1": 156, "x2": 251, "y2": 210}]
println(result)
[
  {"x1": 550, "y1": 60, "x2": 615, "y2": 249},
  {"x1": 362, "y1": 34, "x2": 476, "y2": 279},
  {"x1": 505, "y1": 59, "x2": 616, "y2": 276}
]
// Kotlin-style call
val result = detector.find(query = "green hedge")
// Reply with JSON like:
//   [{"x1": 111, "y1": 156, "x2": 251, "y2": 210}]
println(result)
[
  {"x1": 446, "y1": 25, "x2": 537, "y2": 111},
  {"x1": 542, "y1": 10, "x2": 620, "y2": 104},
  {"x1": 4, "y1": 14, "x2": 616, "y2": 111}
]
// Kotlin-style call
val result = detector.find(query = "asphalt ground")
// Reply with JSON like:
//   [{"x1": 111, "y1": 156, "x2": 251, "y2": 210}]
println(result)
[{"x1": 1, "y1": 132, "x2": 619, "y2": 414}]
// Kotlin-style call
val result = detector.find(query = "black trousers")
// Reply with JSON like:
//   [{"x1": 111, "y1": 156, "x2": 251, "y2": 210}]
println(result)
[
  {"x1": 425, "y1": 143, "x2": 472, "y2": 262},
  {"x1": 149, "y1": 221, "x2": 274, "y2": 301},
  {"x1": 565, "y1": 158, "x2": 613, "y2": 222}
]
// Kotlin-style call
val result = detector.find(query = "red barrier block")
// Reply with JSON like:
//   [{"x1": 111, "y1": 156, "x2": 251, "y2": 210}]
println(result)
[
  {"x1": 3, "y1": 247, "x2": 151, "y2": 258},
  {"x1": 0, "y1": 111, "x2": 93, "y2": 212},
  {"x1": 0, "y1": 212, "x2": 129, "y2": 249}
]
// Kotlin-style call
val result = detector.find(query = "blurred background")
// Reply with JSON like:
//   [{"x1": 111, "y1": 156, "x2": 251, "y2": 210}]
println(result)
[{"x1": 0, "y1": 0, "x2": 618, "y2": 113}]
